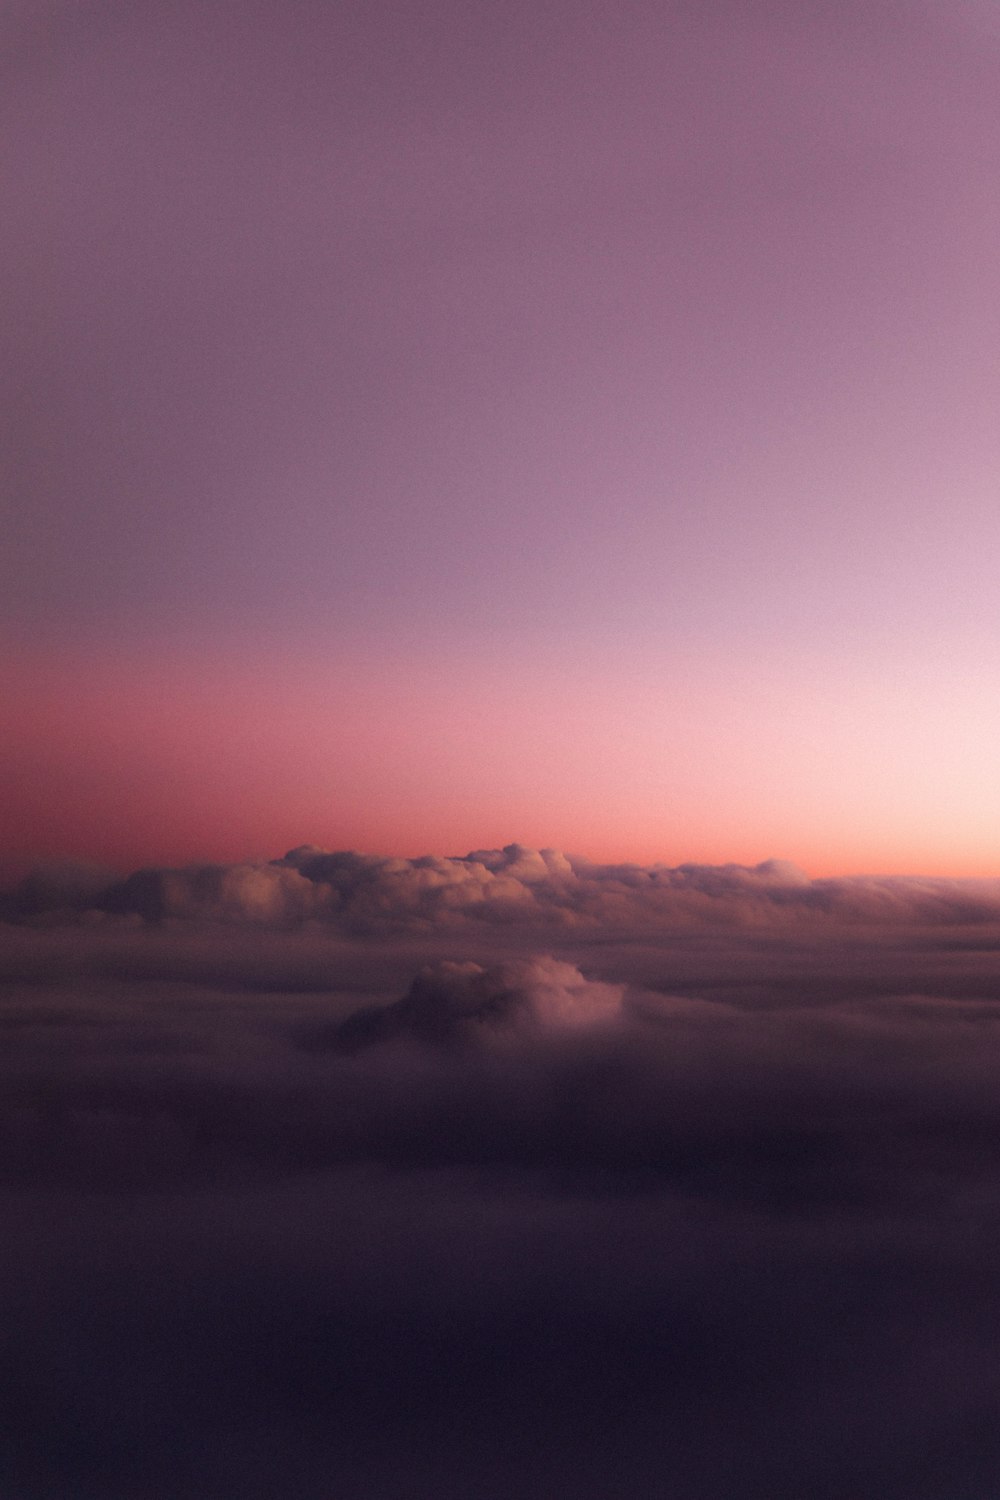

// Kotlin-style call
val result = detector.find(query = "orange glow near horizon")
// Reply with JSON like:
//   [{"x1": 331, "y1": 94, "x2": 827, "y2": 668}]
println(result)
[{"x1": 2, "y1": 640, "x2": 999, "y2": 881}]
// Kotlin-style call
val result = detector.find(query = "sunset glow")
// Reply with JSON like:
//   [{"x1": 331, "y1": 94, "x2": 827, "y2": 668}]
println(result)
[
  {"x1": 4, "y1": 631, "x2": 999, "y2": 878},
  {"x1": 5, "y1": 0, "x2": 1000, "y2": 881}
]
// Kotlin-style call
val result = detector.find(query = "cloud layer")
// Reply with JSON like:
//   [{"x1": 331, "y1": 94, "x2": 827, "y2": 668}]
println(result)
[
  {"x1": 9, "y1": 842, "x2": 1000, "y2": 932},
  {"x1": 4, "y1": 882, "x2": 1000, "y2": 1498}
]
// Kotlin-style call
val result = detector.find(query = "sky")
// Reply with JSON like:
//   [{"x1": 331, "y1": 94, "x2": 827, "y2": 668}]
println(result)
[
  {"x1": 8, "y1": 11, "x2": 1000, "y2": 1494},
  {"x1": 4, "y1": 0, "x2": 1000, "y2": 874}
]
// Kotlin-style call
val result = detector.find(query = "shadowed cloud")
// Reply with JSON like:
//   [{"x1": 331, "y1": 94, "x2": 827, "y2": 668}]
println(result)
[{"x1": 3, "y1": 877, "x2": 1000, "y2": 1496}]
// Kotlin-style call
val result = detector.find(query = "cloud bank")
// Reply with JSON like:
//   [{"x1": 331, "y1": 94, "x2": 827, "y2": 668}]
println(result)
[{"x1": 8, "y1": 842, "x2": 1000, "y2": 931}]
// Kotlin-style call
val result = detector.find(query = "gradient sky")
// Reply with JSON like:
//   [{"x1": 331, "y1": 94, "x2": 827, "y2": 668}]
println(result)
[{"x1": 4, "y1": 0, "x2": 1000, "y2": 875}]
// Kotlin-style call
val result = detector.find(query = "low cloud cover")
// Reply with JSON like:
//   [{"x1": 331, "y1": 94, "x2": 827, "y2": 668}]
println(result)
[{"x1": 4, "y1": 846, "x2": 1000, "y2": 1497}]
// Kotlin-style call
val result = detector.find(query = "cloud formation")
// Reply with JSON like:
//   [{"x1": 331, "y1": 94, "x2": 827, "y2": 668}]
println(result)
[
  {"x1": 6, "y1": 852, "x2": 1000, "y2": 1498},
  {"x1": 322, "y1": 955, "x2": 624, "y2": 1051},
  {"x1": 8, "y1": 843, "x2": 1000, "y2": 932}
]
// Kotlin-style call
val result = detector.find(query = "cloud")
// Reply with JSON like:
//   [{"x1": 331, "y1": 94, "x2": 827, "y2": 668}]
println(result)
[
  {"x1": 6, "y1": 853, "x2": 1000, "y2": 1497},
  {"x1": 8, "y1": 842, "x2": 1000, "y2": 933},
  {"x1": 97, "y1": 859, "x2": 329, "y2": 925},
  {"x1": 320, "y1": 955, "x2": 624, "y2": 1051}
]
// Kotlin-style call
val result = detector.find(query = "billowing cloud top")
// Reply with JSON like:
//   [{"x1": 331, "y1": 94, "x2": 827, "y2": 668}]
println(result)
[
  {"x1": 7, "y1": 842, "x2": 1000, "y2": 930},
  {"x1": 322, "y1": 956, "x2": 624, "y2": 1050}
]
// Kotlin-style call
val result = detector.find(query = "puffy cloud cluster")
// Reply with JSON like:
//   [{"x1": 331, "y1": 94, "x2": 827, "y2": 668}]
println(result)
[
  {"x1": 324, "y1": 955, "x2": 624, "y2": 1050},
  {"x1": 99, "y1": 858, "x2": 327, "y2": 925},
  {"x1": 8, "y1": 842, "x2": 1000, "y2": 932}
]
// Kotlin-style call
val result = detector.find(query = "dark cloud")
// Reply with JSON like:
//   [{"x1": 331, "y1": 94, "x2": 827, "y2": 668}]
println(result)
[{"x1": 4, "y1": 866, "x2": 1000, "y2": 1496}]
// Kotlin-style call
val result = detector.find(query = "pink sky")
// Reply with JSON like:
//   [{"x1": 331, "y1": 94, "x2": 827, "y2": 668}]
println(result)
[
  {"x1": 4, "y1": 634, "x2": 999, "y2": 878},
  {"x1": 4, "y1": 0, "x2": 1000, "y2": 877}
]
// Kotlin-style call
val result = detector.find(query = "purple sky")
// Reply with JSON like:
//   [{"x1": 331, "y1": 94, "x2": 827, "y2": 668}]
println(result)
[
  {"x1": 4, "y1": 0, "x2": 1000, "y2": 870},
  {"x1": 8, "y1": 16, "x2": 1000, "y2": 1492}
]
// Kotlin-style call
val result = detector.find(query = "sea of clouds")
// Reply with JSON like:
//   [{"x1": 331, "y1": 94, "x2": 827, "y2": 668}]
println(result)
[{"x1": 4, "y1": 846, "x2": 1000, "y2": 1498}]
